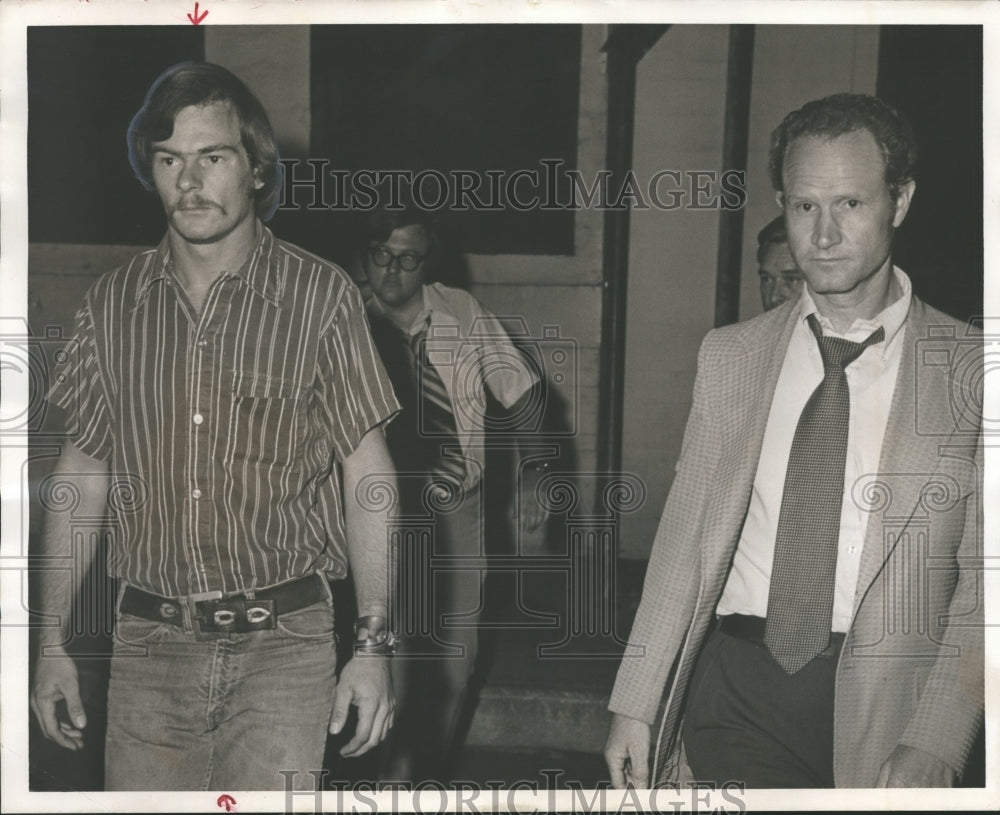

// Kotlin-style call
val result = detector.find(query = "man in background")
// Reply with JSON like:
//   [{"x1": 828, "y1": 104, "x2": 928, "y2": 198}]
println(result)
[
  {"x1": 361, "y1": 207, "x2": 550, "y2": 782},
  {"x1": 756, "y1": 215, "x2": 805, "y2": 311},
  {"x1": 30, "y1": 62, "x2": 401, "y2": 790}
]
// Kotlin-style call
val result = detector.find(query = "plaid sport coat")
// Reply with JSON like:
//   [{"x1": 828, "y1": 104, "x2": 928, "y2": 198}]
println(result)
[{"x1": 609, "y1": 294, "x2": 984, "y2": 787}]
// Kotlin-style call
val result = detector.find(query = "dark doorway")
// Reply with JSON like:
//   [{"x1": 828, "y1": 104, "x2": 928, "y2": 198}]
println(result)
[
  {"x1": 27, "y1": 26, "x2": 205, "y2": 246},
  {"x1": 307, "y1": 25, "x2": 581, "y2": 262},
  {"x1": 877, "y1": 25, "x2": 983, "y2": 323}
]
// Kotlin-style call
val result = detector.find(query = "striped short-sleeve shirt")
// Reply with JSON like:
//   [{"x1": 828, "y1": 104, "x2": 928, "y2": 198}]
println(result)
[{"x1": 47, "y1": 225, "x2": 400, "y2": 597}]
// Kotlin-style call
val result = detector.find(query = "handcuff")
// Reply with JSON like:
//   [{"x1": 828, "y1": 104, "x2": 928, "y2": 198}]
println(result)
[{"x1": 353, "y1": 615, "x2": 398, "y2": 656}]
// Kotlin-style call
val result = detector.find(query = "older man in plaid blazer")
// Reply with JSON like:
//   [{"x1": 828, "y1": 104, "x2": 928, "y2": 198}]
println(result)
[{"x1": 605, "y1": 94, "x2": 983, "y2": 789}]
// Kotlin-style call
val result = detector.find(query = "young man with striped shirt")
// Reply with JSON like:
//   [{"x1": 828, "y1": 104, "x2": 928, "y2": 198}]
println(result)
[{"x1": 30, "y1": 62, "x2": 401, "y2": 791}]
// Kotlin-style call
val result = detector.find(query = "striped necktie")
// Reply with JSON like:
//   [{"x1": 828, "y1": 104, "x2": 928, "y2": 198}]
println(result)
[
  {"x1": 411, "y1": 323, "x2": 466, "y2": 493},
  {"x1": 764, "y1": 314, "x2": 884, "y2": 674}
]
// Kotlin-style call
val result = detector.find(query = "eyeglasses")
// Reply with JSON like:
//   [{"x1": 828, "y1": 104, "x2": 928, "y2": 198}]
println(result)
[{"x1": 368, "y1": 245, "x2": 426, "y2": 272}]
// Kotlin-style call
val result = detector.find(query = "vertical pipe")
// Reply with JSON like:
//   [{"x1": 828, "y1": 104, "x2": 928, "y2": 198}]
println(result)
[
  {"x1": 596, "y1": 25, "x2": 668, "y2": 483},
  {"x1": 596, "y1": 39, "x2": 638, "y2": 480},
  {"x1": 714, "y1": 24, "x2": 755, "y2": 328}
]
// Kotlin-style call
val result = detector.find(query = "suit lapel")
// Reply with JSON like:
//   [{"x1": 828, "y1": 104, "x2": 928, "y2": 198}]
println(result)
[
  {"x1": 701, "y1": 305, "x2": 799, "y2": 572},
  {"x1": 736, "y1": 310, "x2": 798, "y2": 484},
  {"x1": 852, "y1": 298, "x2": 951, "y2": 616}
]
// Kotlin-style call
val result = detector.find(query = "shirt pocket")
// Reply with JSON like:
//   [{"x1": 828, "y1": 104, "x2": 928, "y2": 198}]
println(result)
[{"x1": 231, "y1": 372, "x2": 310, "y2": 468}]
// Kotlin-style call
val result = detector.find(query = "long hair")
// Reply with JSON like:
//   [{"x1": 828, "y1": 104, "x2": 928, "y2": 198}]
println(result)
[{"x1": 127, "y1": 62, "x2": 283, "y2": 221}]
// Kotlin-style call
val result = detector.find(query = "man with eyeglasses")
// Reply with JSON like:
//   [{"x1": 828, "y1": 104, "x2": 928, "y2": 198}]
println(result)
[{"x1": 360, "y1": 206, "x2": 549, "y2": 782}]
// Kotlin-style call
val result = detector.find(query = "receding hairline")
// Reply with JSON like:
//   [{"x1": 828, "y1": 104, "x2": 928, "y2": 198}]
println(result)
[{"x1": 778, "y1": 127, "x2": 899, "y2": 191}]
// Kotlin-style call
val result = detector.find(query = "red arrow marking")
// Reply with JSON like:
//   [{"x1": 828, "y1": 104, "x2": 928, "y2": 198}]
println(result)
[
  {"x1": 216, "y1": 794, "x2": 236, "y2": 812},
  {"x1": 187, "y1": 2, "x2": 209, "y2": 25}
]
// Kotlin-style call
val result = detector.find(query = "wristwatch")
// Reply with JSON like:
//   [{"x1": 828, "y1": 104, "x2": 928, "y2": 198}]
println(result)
[{"x1": 353, "y1": 615, "x2": 397, "y2": 656}]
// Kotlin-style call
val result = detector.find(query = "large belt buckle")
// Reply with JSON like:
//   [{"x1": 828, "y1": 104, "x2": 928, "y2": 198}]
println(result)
[
  {"x1": 187, "y1": 591, "x2": 224, "y2": 641},
  {"x1": 189, "y1": 590, "x2": 277, "y2": 639}
]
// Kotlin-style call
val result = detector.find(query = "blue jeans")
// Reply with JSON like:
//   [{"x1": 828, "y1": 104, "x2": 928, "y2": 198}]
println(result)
[
  {"x1": 385, "y1": 484, "x2": 485, "y2": 780},
  {"x1": 104, "y1": 579, "x2": 337, "y2": 791}
]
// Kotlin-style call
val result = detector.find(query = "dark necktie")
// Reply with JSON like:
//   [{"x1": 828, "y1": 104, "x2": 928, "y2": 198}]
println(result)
[
  {"x1": 410, "y1": 324, "x2": 466, "y2": 492},
  {"x1": 764, "y1": 314, "x2": 884, "y2": 674}
]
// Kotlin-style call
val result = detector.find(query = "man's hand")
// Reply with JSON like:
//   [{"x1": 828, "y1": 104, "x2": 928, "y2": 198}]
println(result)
[
  {"x1": 30, "y1": 647, "x2": 86, "y2": 751},
  {"x1": 604, "y1": 712, "x2": 651, "y2": 789},
  {"x1": 876, "y1": 744, "x2": 956, "y2": 787},
  {"x1": 329, "y1": 654, "x2": 394, "y2": 757},
  {"x1": 512, "y1": 470, "x2": 550, "y2": 533}
]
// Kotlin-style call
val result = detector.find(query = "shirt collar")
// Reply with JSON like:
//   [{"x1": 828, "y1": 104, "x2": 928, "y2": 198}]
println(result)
[
  {"x1": 366, "y1": 284, "x2": 433, "y2": 336},
  {"x1": 796, "y1": 266, "x2": 912, "y2": 357},
  {"x1": 133, "y1": 221, "x2": 284, "y2": 309},
  {"x1": 132, "y1": 240, "x2": 171, "y2": 308}
]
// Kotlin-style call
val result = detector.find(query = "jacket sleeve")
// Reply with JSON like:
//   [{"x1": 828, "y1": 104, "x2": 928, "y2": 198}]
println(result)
[
  {"x1": 898, "y1": 434, "x2": 984, "y2": 776},
  {"x1": 608, "y1": 331, "x2": 723, "y2": 724}
]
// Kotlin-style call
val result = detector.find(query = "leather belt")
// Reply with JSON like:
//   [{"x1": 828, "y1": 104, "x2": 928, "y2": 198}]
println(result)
[
  {"x1": 718, "y1": 613, "x2": 845, "y2": 658},
  {"x1": 119, "y1": 573, "x2": 328, "y2": 634}
]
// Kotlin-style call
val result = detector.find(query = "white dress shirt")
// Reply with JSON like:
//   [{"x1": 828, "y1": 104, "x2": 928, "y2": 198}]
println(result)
[
  {"x1": 717, "y1": 267, "x2": 912, "y2": 632},
  {"x1": 367, "y1": 282, "x2": 538, "y2": 492}
]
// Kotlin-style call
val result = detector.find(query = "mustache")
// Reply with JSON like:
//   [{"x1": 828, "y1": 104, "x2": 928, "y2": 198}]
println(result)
[{"x1": 173, "y1": 197, "x2": 220, "y2": 211}]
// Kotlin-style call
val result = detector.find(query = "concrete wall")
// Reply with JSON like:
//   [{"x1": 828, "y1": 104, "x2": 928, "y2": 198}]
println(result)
[
  {"x1": 619, "y1": 25, "x2": 880, "y2": 560},
  {"x1": 466, "y1": 25, "x2": 607, "y2": 530},
  {"x1": 619, "y1": 25, "x2": 730, "y2": 559}
]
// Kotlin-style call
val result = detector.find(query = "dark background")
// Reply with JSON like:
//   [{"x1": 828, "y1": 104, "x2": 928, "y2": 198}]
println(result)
[
  {"x1": 27, "y1": 26, "x2": 205, "y2": 246},
  {"x1": 28, "y1": 25, "x2": 582, "y2": 259},
  {"x1": 307, "y1": 24, "x2": 580, "y2": 257},
  {"x1": 877, "y1": 25, "x2": 983, "y2": 323}
]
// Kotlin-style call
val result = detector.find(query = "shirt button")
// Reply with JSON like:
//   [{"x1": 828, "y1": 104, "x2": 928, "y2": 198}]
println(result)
[
  {"x1": 848, "y1": 545, "x2": 857, "y2": 554},
  {"x1": 192, "y1": 489, "x2": 202, "y2": 499},
  {"x1": 193, "y1": 413, "x2": 204, "y2": 425}
]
